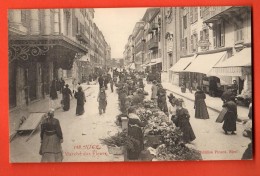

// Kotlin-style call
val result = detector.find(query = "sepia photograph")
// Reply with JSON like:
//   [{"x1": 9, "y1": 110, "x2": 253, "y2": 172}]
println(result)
[{"x1": 8, "y1": 6, "x2": 252, "y2": 163}]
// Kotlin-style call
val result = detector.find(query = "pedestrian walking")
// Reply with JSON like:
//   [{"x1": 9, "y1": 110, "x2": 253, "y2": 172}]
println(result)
[
  {"x1": 194, "y1": 86, "x2": 209, "y2": 119},
  {"x1": 97, "y1": 87, "x2": 107, "y2": 115},
  {"x1": 62, "y1": 84, "x2": 73, "y2": 111},
  {"x1": 222, "y1": 96, "x2": 237, "y2": 135},
  {"x1": 151, "y1": 80, "x2": 158, "y2": 106},
  {"x1": 40, "y1": 109, "x2": 63, "y2": 162},
  {"x1": 60, "y1": 78, "x2": 65, "y2": 94},
  {"x1": 157, "y1": 84, "x2": 168, "y2": 116},
  {"x1": 173, "y1": 98, "x2": 196, "y2": 143},
  {"x1": 74, "y1": 86, "x2": 86, "y2": 116},
  {"x1": 98, "y1": 74, "x2": 104, "y2": 90},
  {"x1": 72, "y1": 77, "x2": 77, "y2": 93},
  {"x1": 110, "y1": 78, "x2": 114, "y2": 93},
  {"x1": 104, "y1": 75, "x2": 109, "y2": 90},
  {"x1": 49, "y1": 80, "x2": 58, "y2": 109}
]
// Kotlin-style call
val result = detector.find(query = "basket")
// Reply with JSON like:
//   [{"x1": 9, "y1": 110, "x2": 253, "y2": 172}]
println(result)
[{"x1": 107, "y1": 146, "x2": 124, "y2": 155}]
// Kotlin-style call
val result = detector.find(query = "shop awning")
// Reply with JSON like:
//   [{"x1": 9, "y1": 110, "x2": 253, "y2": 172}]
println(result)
[
  {"x1": 184, "y1": 51, "x2": 227, "y2": 74},
  {"x1": 209, "y1": 48, "x2": 251, "y2": 77},
  {"x1": 169, "y1": 55, "x2": 196, "y2": 72},
  {"x1": 147, "y1": 58, "x2": 162, "y2": 66}
]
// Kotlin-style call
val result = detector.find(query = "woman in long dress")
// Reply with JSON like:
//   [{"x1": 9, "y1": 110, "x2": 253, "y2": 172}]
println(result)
[
  {"x1": 40, "y1": 109, "x2": 63, "y2": 162},
  {"x1": 49, "y1": 80, "x2": 58, "y2": 109},
  {"x1": 222, "y1": 96, "x2": 237, "y2": 135},
  {"x1": 175, "y1": 99, "x2": 196, "y2": 143},
  {"x1": 74, "y1": 86, "x2": 86, "y2": 115},
  {"x1": 194, "y1": 86, "x2": 209, "y2": 119},
  {"x1": 62, "y1": 84, "x2": 72, "y2": 111},
  {"x1": 168, "y1": 93, "x2": 177, "y2": 122}
]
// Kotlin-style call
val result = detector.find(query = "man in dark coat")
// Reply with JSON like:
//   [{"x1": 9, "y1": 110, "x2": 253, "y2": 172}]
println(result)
[{"x1": 98, "y1": 75, "x2": 104, "y2": 90}]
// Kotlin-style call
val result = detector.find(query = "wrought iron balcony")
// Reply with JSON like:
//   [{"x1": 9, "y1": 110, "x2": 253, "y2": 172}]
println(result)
[
  {"x1": 148, "y1": 37, "x2": 158, "y2": 50},
  {"x1": 76, "y1": 32, "x2": 89, "y2": 44},
  {"x1": 151, "y1": 23, "x2": 159, "y2": 30}
]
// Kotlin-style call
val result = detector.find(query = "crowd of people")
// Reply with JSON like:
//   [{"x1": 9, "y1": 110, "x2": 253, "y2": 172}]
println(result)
[{"x1": 40, "y1": 67, "x2": 252, "y2": 162}]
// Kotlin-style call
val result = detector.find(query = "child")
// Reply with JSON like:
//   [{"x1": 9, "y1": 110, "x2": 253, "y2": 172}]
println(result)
[{"x1": 97, "y1": 87, "x2": 107, "y2": 115}]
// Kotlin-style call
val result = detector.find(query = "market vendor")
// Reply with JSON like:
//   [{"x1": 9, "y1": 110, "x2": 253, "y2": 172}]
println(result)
[{"x1": 127, "y1": 107, "x2": 147, "y2": 160}]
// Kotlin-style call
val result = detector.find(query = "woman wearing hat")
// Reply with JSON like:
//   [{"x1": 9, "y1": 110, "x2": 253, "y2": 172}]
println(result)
[
  {"x1": 174, "y1": 98, "x2": 196, "y2": 143},
  {"x1": 168, "y1": 94, "x2": 177, "y2": 122},
  {"x1": 222, "y1": 96, "x2": 237, "y2": 135},
  {"x1": 74, "y1": 86, "x2": 86, "y2": 115},
  {"x1": 62, "y1": 84, "x2": 73, "y2": 111},
  {"x1": 194, "y1": 86, "x2": 209, "y2": 119},
  {"x1": 40, "y1": 109, "x2": 63, "y2": 162}
]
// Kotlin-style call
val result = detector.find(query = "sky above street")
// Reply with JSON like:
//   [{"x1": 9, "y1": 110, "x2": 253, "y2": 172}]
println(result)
[{"x1": 94, "y1": 8, "x2": 147, "y2": 59}]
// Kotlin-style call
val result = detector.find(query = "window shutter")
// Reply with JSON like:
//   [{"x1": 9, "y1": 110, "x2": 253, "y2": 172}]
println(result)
[
  {"x1": 213, "y1": 28, "x2": 217, "y2": 48},
  {"x1": 190, "y1": 35, "x2": 193, "y2": 52},
  {"x1": 181, "y1": 38, "x2": 185, "y2": 51},
  {"x1": 205, "y1": 29, "x2": 209, "y2": 40},
  {"x1": 194, "y1": 7, "x2": 198, "y2": 22},
  {"x1": 200, "y1": 30, "x2": 203, "y2": 41},
  {"x1": 220, "y1": 21, "x2": 225, "y2": 47},
  {"x1": 195, "y1": 34, "x2": 198, "y2": 52},
  {"x1": 190, "y1": 8, "x2": 193, "y2": 24}
]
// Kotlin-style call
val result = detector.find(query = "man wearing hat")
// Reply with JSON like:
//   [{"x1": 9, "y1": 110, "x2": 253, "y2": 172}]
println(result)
[{"x1": 97, "y1": 87, "x2": 107, "y2": 115}]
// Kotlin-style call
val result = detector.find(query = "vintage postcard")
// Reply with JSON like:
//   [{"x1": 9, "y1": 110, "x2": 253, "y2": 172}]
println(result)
[{"x1": 8, "y1": 6, "x2": 252, "y2": 162}]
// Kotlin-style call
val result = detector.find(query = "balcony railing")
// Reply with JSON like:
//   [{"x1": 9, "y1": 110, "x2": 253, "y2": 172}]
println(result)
[
  {"x1": 135, "y1": 43, "x2": 144, "y2": 54},
  {"x1": 76, "y1": 32, "x2": 89, "y2": 44},
  {"x1": 202, "y1": 6, "x2": 232, "y2": 22},
  {"x1": 148, "y1": 37, "x2": 159, "y2": 50},
  {"x1": 151, "y1": 23, "x2": 159, "y2": 30}
]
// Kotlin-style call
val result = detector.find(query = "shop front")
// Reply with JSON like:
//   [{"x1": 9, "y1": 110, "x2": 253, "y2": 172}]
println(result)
[{"x1": 8, "y1": 35, "x2": 87, "y2": 109}]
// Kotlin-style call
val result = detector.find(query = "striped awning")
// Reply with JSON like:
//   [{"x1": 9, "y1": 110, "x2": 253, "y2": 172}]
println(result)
[{"x1": 210, "y1": 48, "x2": 251, "y2": 77}]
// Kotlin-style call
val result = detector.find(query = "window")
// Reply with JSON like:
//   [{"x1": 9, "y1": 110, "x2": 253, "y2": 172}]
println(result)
[
  {"x1": 234, "y1": 21, "x2": 244, "y2": 43},
  {"x1": 213, "y1": 21, "x2": 225, "y2": 48},
  {"x1": 191, "y1": 34, "x2": 198, "y2": 53},
  {"x1": 185, "y1": 37, "x2": 188, "y2": 50}
]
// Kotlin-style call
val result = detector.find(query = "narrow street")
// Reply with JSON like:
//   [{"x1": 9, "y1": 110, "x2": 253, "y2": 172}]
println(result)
[{"x1": 10, "y1": 83, "x2": 123, "y2": 162}]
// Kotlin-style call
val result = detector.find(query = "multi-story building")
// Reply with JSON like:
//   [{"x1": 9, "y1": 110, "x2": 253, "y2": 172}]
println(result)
[
  {"x1": 132, "y1": 21, "x2": 145, "y2": 71},
  {"x1": 201, "y1": 6, "x2": 252, "y2": 97},
  {"x1": 8, "y1": 8, "x2": 111, "y2": 109},
  {"x1": 168, "y1": 6, "x2": 251, "y2": 98},
  {"x1": 8, "y1": 9, "x2": 88, "y2": 108}
]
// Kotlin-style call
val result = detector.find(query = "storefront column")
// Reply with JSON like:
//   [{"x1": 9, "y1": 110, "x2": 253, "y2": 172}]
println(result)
[
  {"x1": 30, "y1": 10, "x2": 40, "y2": 35},
  {"x1": 43, "y1": 9, "x2": 51, "y2": 35},
  {"x1": 49, "y1": 62, "x2": 54, "y2": 81},
  {"x1": 36, "y1": 63, "x2": 43, "y2": 99},
  {"x1": 16, "y1": 67, "x2": 26, "y2": 107},
  {"x1": 53, "y1": 9, "x2": 60, "y2": 35},
  {"x1": 9, "y1": 10, "x2": 22, "y2": 27}
]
